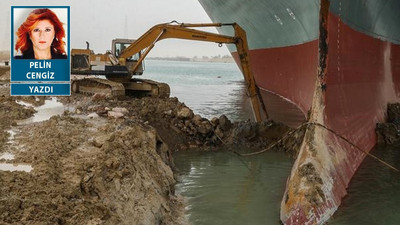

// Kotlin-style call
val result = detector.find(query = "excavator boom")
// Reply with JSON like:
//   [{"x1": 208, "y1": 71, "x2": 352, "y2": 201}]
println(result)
[
  {"x1": 120, "y1": 23, "x2": 237, "y2": 60},
  {"x1": 118, "y1": 22, "x2": 266, "y2": 121},
  {"x1": 71, "y1": 22, "x2": 267, "y2": 122}
]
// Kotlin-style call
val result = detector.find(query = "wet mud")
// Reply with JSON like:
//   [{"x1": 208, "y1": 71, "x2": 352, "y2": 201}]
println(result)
[
  {"x1": 0, "y1": 83, "x2": 186, "y2": 224},
  {"x1": 0, "y1": 66, "x2": 10, "y2": 82},
  {"x1": 0, "y1": 76, "x2": 296, "y2": 224}
]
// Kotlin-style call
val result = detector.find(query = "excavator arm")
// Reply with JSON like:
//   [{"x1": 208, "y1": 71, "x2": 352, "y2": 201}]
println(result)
[{"x1": 119, "y1": 22, "x2": 267, "y2": 122}]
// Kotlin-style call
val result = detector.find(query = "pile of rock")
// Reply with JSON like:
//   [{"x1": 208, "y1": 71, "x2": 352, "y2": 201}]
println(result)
[
  {"x1": 376, "y1": 103, "x2": 400, "y2": 144},
  {"x1": 171, "y1": 107, "x2": 232, "y2": 146},
  {"x1": 63, "y1": 95, "x2": 293, "y2": 152},
  {"x1": 85, "y1": 105, "x2": 129, "y2": 119}
]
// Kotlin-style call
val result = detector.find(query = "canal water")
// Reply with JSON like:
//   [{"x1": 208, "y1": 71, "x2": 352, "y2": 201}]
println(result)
[
  {"x1": 144, "y1": 59, "x2": 252, "y2": 122},
  {"x1": 174, "y1": 151, "x2": 292, "y2": 225},
  {"x1": 145, "y1": 59, "x2": 400, "y2": 225},
  {"x1": 329, "y1": 144, "x2": 400, "y2": 225}
]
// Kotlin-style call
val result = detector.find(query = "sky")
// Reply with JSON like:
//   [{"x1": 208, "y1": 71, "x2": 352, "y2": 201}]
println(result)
[{"x1": 0, "y1": 0, "x2": 231, "y2": 57}]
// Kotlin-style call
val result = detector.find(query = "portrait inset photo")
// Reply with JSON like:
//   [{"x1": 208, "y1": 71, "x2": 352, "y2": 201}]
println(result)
[{"x1": 13, "y1": 7, "x2": 68, "y2": 60}]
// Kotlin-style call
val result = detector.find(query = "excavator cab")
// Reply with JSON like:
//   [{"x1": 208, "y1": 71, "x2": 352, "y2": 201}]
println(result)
[
  {"x1": 113, "y1": 39, "x2": 135, "y2": 59},
  {"x1": 112, "y1": 39, "x2": 144, "y2": 75},
  {"x1": 71, "y1": 39, "x2": 144, "y2": 79}
]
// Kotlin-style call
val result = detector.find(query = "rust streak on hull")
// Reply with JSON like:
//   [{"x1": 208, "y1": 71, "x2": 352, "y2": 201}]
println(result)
[
  {"x1": 199, "y1": 0, "x2": 400, "y2": 223},
  {"x1": 281, "y1": 1, "x2": 400, "y2": 224}
]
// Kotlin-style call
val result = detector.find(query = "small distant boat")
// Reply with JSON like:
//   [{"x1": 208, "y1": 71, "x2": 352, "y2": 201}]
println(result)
[{"x1": 199, "y1": 0, "x2": 400, "y2": 224}]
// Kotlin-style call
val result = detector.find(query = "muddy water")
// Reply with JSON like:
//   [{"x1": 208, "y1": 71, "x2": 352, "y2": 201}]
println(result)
[
  {"x1": 0, "y1": 97, "x2": 68, "y2": 172},
  {"x1": 4, "y1": 129, "x2": 16, "y2": 145},
  {"x1": 0, "y1": 163, "x2": 32, "y2": 172},
  {"x1": 148, "y1": 60, "x2": 291, "y2": 224},
  {"x1": 329, "y1": 144, "x2": 400, "y2": 225},
  {"x1": 146, "y1": 60, "x2": 400, "y2": 224},
  {"x1": 174, "y1": 151, "x2": 292, "y2": 225},
  {"x1": 0, "y1": 153, "x2": 14, "y2": 160},
  {"x1": 174, "y1": 145, "x2": 400, "y2": 225},
  {"x1": 17, "y1": 97, "x2": 69, "y2": 124}
]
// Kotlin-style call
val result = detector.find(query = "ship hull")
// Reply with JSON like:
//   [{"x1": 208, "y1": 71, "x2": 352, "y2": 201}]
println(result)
[
  {"x1": 232, "y1": 40, "x2": 319, "y2": 127},
  {"x1": 281, "y1": 4, "x2": 400, "y2": 224},
  {"x1": 199, "y1": 0, "x2": 400, "y2": 224}
]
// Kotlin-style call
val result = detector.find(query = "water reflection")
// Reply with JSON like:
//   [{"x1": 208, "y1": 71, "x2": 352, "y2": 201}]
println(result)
[
  {"x1": 144, "y1": 60, "x2": 252, "y2": 121},
  {"x1": 0, "y1": 163, "x2": 32, "y2": 172},
  {"x1": 329, "y1": 144, "x2": 400, "y2": 225},
  {"x1": 174, "y1": 151, "x2": 292, "y2": 225},
  {"x1": 18, "y1": 97, "x2": 68, "y2": 124},
  {"x1": 0, "y1": 153, "x2": 15, "y2": 160},
  {"x1": 145, "y1": 59, "x2": 400, "y2": 224}
]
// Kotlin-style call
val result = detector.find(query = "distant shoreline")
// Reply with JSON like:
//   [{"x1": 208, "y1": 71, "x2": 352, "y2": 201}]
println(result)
[
  {"x1": 147, "y1": 56, "x2": 235, "y2": 63},
  {"x1": 0, "y1": 50, "x2": 235, "y2": 64}
]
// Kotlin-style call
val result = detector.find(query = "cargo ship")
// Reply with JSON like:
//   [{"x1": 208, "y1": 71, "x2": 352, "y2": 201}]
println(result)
[{"x1": 199, "y1": 0, "x2": 400, "y2": 224}]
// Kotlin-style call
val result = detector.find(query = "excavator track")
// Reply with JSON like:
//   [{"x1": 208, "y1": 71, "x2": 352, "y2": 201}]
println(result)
[
  {"x1": 157, "y1": 82, "x2": 171, "y2": 98},
  {"x1": 137, "y1": 79, "x2": 170, "y2": 98},
  {"x1": 71, "y1": 78, "x2": 125, "y2": 96},
  {"x1": 123, "y1": 78, "x2": 170, "y2": 98},
  {"x1": 71, "y1": 77, "x2": 170, "y2": 98}
]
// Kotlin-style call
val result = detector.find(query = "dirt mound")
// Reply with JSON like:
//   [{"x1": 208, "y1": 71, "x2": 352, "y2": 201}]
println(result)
[
  {"x1": 0, "y1": 66, "x2": 10, "y2": 81},
  {"x1": 376, "y1": 103, "x2": 400, "y2": 144},
  {"x1": 0, "y1": 96, "x2": 36, "y2": 151},
  {"x1": 60, "y1": 94, "x2": 295, "y2": 153},
  {"x1": 1, "y1": 115, "x2": 185, "y2": 224},
  {"x1": 0, "y1": 88, "x2": 299, "y2": 224}
]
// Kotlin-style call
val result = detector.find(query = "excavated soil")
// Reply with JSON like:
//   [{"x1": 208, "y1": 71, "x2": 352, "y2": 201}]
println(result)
[
  {"x1": 0, "y1": 75, "x2": 297, "y2": 224},
  {"x1": 59, "y1": 92, "x2": 295, "y2": 154},
  {"x1": 376, "y1": 103, "x2": 400, "y2": 144},
  {"x1": 0, "y1": 66, "x2": 10, "y2": 82}
]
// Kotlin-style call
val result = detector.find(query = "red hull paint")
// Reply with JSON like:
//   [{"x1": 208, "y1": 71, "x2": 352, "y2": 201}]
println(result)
[
  {"x1": 281, "y1": 11, "x2": 400, "y2": 225},
  {"x1": 228, "y1": 3, "x2": 400, "y2": 224},
  {"x1": 326, "y1": 14, "x2": 400, "y2": 147},
  {"x1": 233, "y1": 41, "x2": 319, "y2": 127}
]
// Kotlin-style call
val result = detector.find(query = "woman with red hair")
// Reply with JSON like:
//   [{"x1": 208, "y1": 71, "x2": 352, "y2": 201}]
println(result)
[{"x1": 15, "y1": 8, "x2": 67, "y2": 59}]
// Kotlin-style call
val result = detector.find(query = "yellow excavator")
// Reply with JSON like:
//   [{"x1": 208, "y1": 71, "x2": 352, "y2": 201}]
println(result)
[{"x1": 70, "y1": 22, "x2": 266, "y2": 121}]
